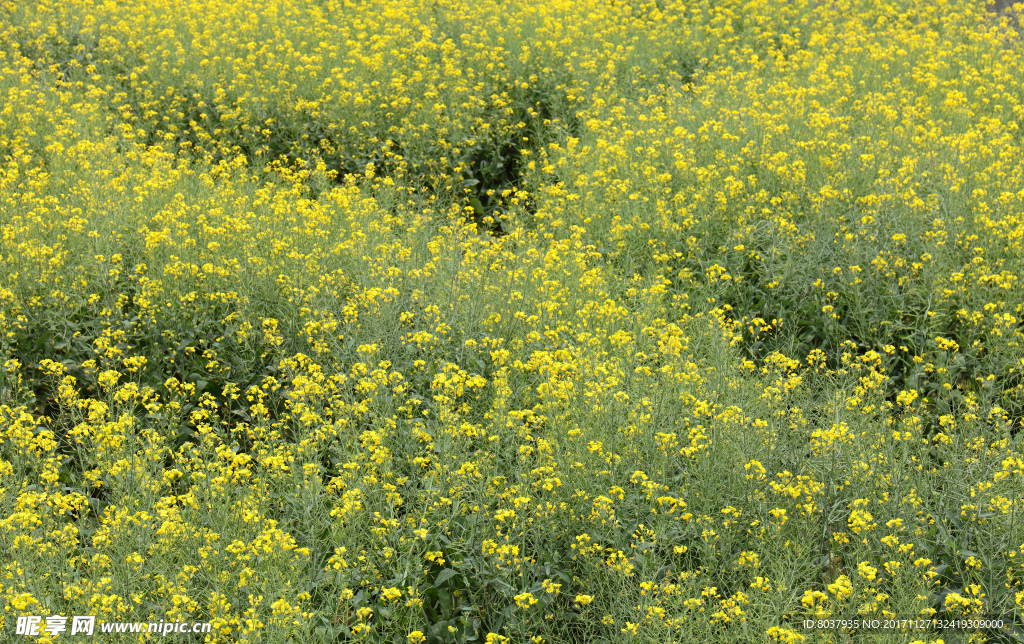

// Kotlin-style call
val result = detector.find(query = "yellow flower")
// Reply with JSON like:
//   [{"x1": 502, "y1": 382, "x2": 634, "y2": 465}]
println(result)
[
  {"x1": 857, "y1": 562, "x2": 878, "y2": 581},
  {"x1": 827, "y1": 575, "x2": 853, "y2": 602},
  {"x1": 767, "y1": 626, "x2": 805, "y2": 643},
  {"x1": 574, "y1": 594, "x2": 594, "y2": 606}
]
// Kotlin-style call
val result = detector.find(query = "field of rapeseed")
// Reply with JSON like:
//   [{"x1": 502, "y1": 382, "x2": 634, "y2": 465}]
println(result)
[{"x1": 3, "y1": 0, "x2": 1024, "y2": 642}]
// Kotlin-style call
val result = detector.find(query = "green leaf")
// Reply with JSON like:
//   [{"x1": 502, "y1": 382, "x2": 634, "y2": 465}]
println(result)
[
  {"x1": 434, "y1": 568, "x2": 460, "y2": 587},
  {"x1": 438, "y1": 588, "x2": 453, "y2": 616}
]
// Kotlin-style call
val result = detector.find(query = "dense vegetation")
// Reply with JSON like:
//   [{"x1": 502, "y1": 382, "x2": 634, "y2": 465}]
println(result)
[{"x1": 3, "y1": 0, "x2": 1024, "y2": 642}]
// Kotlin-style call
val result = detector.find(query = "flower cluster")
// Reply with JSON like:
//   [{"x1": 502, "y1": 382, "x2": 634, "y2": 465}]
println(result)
[{"x1": 2, "y1": 0, "x2": 1023, "y2": 642}]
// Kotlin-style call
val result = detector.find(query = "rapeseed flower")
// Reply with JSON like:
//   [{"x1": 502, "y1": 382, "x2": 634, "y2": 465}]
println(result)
[{"x1": 2, "y1": 0, "x2": 1024, "y2": 641}]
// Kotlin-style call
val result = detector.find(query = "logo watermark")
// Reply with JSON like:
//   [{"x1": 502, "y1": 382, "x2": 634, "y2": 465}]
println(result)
[{"x1": 15, "y1": 616, "x2": 213, "y2": 637}]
